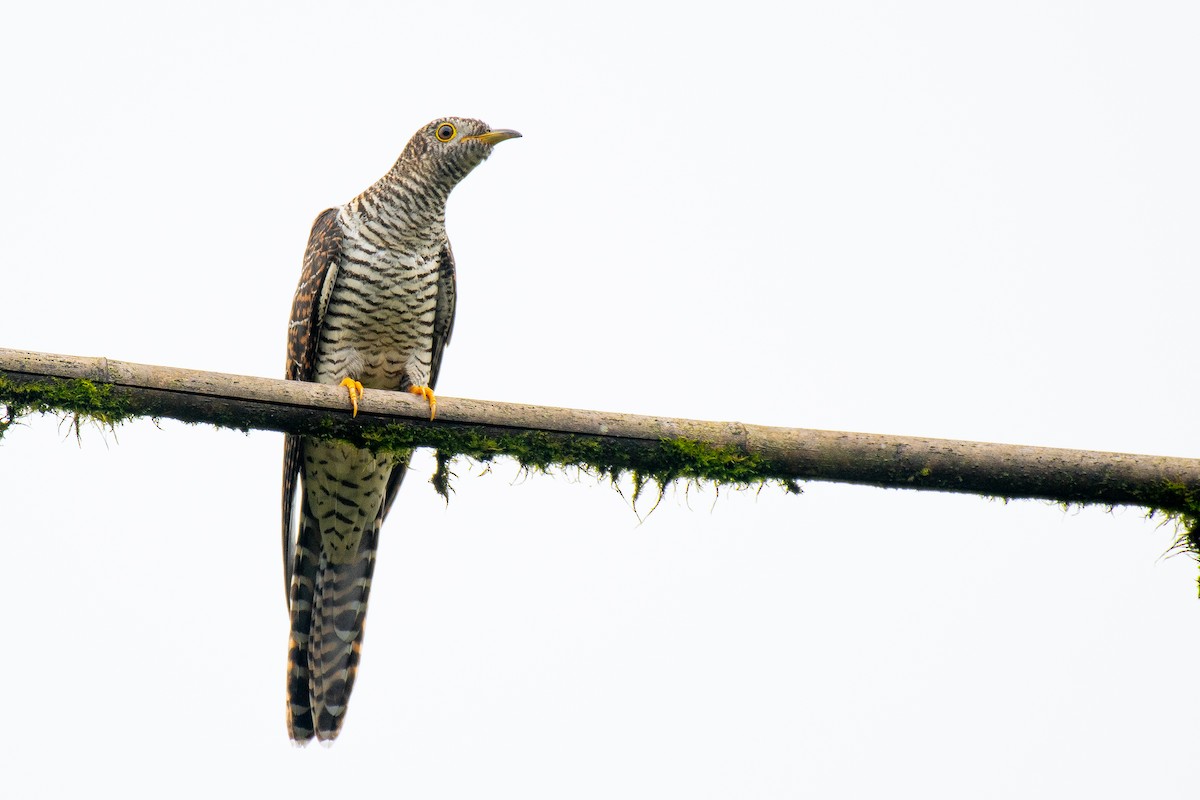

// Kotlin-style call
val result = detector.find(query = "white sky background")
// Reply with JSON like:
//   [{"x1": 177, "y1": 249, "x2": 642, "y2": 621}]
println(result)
[{"x1": 2, "y1": 1, "x2": 1199, "y2": 796}]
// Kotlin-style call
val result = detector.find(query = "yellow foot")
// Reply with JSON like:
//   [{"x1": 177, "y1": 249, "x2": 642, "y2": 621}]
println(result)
[
  {"x1": 339, "y1": 377, "x2": 364, "y2": 417},
  {"x1": 409, "y1": 385, "x2": 437, "y2": 420}
]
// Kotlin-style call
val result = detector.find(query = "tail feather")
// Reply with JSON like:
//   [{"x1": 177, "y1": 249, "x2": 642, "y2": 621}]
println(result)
[
  {"x1": 309, "y1": 534, "x2": 378, "y2": 737},
  {"x1": 287, "y1": 499, "x2": 381, "y2": 743},
  {"x1": 286, "y1": 531, "x2": 319, "y2": 741},
  {"x1": 285, "y1": 441, "x2": 409, "y2": 744}
]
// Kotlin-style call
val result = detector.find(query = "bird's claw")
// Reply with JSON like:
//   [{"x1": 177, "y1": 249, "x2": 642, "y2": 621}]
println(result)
[
  {"x1": 340, "y1": 377, "x2": 364, "y2": 417},
  {"x1": 409, "y1": 385, "x2": 437, "y2": 420}
]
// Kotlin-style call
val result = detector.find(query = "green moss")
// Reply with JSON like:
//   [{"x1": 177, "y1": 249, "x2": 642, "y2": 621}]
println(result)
[
  {"x1": 0, "y1": 375, "x2": 134, "y2": 440},
  {"x1": 1145, "y1": 480, "x2": 1200, "y2": 595},
  {"x1": 354, "y1": 421, "x2": 801, "y2": 501}
]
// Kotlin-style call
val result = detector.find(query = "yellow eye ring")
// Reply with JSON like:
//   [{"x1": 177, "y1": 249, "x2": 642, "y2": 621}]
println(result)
[{"x1": 435, "y1": 122, "x2": 456, "y2": 142}]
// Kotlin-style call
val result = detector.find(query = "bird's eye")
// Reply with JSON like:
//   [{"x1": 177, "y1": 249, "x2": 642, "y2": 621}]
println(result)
[{"x1": 435, "y1": 123, "x2": 456, "y2": 142}]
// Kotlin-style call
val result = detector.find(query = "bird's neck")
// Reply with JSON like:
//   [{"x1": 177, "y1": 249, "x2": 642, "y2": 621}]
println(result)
[{"x1": 346, "y1": 167, "x2": 452, "y2": 243}]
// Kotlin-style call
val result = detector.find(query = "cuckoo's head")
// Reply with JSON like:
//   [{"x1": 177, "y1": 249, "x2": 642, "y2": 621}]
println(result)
[{"x1": 398, "y1": 117, "x2": 521, "y2": 186}]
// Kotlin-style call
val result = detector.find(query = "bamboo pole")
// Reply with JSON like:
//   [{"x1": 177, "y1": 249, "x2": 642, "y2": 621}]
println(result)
[{"x1": 2, "y1": 346, "x2": 1199, "y2": 530}]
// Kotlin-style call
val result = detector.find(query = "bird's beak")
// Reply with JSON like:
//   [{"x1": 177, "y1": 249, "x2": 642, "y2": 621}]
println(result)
[{"x1": 467, "y1": 129, "x2": 522, "y2": 146}]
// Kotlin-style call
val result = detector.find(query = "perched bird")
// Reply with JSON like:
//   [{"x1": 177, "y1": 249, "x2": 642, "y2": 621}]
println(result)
[{"x1": 282, "y1": 117, "x2": 520, "y2": 743}]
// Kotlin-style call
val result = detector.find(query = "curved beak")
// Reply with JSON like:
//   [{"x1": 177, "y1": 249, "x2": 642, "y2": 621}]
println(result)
[{"x1": 468, "y1": 129, "x2": 522, "y2": 146}]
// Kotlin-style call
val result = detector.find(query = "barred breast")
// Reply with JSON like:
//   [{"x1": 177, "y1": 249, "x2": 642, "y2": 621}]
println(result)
[{"x1": 312, "y1": 203, "x2": 445, "y2": 393}]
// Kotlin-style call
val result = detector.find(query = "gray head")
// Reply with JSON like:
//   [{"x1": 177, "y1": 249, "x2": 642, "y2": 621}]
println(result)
[{"x1": 394, "y1": 117, "x2": 521, "y2": 186}]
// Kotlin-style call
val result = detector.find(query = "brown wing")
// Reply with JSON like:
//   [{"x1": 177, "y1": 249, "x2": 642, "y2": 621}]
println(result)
[
  {"x1": 282, "y1": 207, "x2": 343, "y2": 594},
  {"x1": 428, "y1": 243, "x2": 457, "y2": 390}
]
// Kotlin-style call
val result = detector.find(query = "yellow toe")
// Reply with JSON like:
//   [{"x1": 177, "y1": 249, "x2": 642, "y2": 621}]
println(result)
[
  {"x1": 339, "y1": 377, "x2": 364, "y2": 417},
  {"x1": 409, "y1": 385, "x2": 437, "y2": 420}
]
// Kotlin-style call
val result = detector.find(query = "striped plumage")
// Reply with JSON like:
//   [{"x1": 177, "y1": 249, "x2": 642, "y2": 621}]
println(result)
[{"x1": 282, "y1": 117, "x2": 520, "y2": 743}]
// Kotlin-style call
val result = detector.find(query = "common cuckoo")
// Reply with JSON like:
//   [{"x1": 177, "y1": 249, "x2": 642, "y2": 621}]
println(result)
[{"x1": 282, "y1": 117, "x2": 520, "y2": 743}]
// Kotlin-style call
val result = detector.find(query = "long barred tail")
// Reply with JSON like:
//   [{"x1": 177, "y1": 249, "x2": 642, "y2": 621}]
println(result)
[{"x1": 286, "y1": 501, "x2": 382, "y2": 743}]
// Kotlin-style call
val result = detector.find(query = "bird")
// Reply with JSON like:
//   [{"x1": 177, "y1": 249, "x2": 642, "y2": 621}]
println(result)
[{"x1": 281, "y1": 117, "x2": 520, "y2": 743}]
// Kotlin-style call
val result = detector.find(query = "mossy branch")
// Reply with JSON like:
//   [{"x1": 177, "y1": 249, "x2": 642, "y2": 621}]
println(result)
[{"x1": 3, "y1": 346, "x2": 1199, "y2": 558}]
